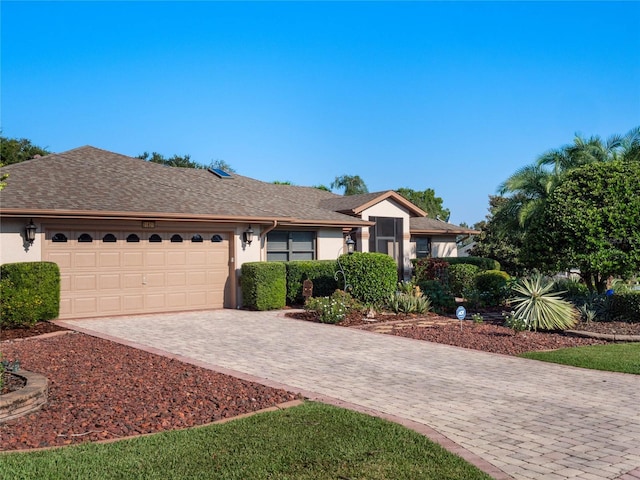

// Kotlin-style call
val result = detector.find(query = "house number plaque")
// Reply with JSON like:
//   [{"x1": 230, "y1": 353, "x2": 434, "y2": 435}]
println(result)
[{"x1": 142, "y1": 221, "x2": 155, "y2": 228}]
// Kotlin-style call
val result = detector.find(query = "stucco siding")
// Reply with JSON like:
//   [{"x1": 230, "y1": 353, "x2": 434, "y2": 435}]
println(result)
[
  {"x1": 0, "y1": 218, "x2": 43, "y2": 264},
  {"x1": 432, "y1": 236, "x2": 458, "y2": 257}
]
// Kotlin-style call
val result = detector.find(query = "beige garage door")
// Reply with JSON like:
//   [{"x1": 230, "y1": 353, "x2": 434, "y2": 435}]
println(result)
[{"x1": 43, "y1": 229, "x2": 231, "y2": 319}]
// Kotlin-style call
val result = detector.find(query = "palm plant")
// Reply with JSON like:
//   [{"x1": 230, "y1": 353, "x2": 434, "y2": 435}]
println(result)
[{"x1": 508, "y1": 273, "x2": 578, "y2": 331}]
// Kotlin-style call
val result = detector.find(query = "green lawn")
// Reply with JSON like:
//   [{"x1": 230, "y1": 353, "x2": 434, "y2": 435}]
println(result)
[
  {"x1": 520, "y1": 342, "x2": 640, "y2": 374},
  {"x1": 0, "y1": 402, "x2": 491, "y2": 480}
]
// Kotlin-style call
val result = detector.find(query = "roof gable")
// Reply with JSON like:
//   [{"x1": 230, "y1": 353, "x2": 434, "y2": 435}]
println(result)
[{"x1": 319, "y1": 191, "x2": 427, "y2": 217}]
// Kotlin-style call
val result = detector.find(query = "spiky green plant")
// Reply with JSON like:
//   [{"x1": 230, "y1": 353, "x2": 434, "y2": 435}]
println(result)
[{"x1": 509, "y1": 274, "x2": 579, "y2": 331}]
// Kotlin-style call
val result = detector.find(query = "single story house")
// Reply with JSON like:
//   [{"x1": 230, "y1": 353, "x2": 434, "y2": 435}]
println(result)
[{"x1": 0, "y1": 146, "x2": 477, "y2": 319}]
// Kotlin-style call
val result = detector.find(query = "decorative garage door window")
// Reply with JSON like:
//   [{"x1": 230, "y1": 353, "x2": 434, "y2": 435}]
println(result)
[{"x1": 267, "y1": 231, "x2": 315, "y2": 261}]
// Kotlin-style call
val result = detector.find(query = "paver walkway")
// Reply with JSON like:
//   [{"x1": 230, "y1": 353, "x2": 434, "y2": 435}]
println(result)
[{"x1": 59, "y1": 310, "x2": 640, "y2": 480}]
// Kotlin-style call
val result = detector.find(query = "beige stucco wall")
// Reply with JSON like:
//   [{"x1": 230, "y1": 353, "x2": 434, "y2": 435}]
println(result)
[
  {"x1": 360, "y1": 199, "x2": 412, "y2": 279},
  {"x1": 0, "y1": 218, "x2": 43, "y2": 264},
  {"x1": 432, "y1": 236, "x2": 458, "y2": 257}
]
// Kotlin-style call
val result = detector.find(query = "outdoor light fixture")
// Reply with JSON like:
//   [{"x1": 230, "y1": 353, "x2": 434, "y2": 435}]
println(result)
[
  {"x1": 345, "y1": 235, "x2": 355, "y2": 255},
  {"x1": 243, "y1": 225, "x2": 254, "y2": 246},
  {"x1": 25, "y1": 219, "x2": 37, "y2": 245},
  {"x1": 335, "y1": 234, "x2": 356, "y2": 291}
]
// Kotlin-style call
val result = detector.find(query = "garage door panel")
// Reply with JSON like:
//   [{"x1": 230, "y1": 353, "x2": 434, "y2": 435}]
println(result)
[
  {"x1": 167, "y1": 272, "x2": 186, "y2": 286},
  {"x1": 146, "y1": 294, "x2": 166, "y2": 309},
  {"x1": 167, "y1": 251, "x2": 186, "y2": 265},
  {"x1": 145, "y1": 272, "x2": 165, "y2": 287},
  {"x1": 188, "y1": 271, "x2": 207, "y2": 285},
  {"x1": 188, "y1": 291, "x2": 207, "y2": 306},
  {"x1": 167, "y1": 292, "x2": 187, "y2": 308},
  {"x1": 146, "y1": 251, "x2": 166, "y2": 266},
  {"x1": 99, "y1": 252, "x2": 121, "y2": 267},
  {"x1": 123, "y1": 295, "x2": 144, "y2": 310},
  {"x1": 74, "y1": 252, "x2": 97, "y2": 268},
  {"x1": 49, "y1": 252, "x2": 71, "y2": 268},
  {"x1": 123, "y1": 252, "x2": 143, "y2": 266},
  {"x1": 74, "y1": 274, "x2": 97, "y2": 290},
  {"x1": 99, "y1": 297, "x2": 122, "y2": 312},
  {"x1": 74, "y1": 297, "x2": 98, "y2": 314},
  {"x1": 99, "y1": 274, "x2": 121, "y2": 289},
  {"x1": 45, "y1": 229, "x2": 230, "y2": 319},
  {"x1": 123, "y1": 273, "x2": 143, "y2": 288}
]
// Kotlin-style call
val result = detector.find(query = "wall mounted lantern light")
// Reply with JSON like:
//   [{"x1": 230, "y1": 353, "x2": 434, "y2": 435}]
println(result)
[
  {"x1": 345, "y1": 234, "x2": 355, "y2": 255},
  {"x1": 243, "y1": 225, "x2": 254, "y2": 246},
  {"x1": 335, "y1": 235, "x2": 356, "y2": 291},
  {"x1": 25, "y1": 219, "x2": 37, "y2": 245}
]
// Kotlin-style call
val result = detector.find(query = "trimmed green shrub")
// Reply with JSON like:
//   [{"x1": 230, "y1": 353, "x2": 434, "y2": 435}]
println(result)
[
  {"x1": 442, "y1": 256, "x2": 501, "y2": 271},
  {"x1": 448, "y1": 263, "x2": 480, "y2": 297},
  {"x1": 474, "y1": 270, "x2": 511, "y2": 307},
  {"x1": 338, "y1": 252, "x2": 397, "y2": 305},
  {"x1": 304, "y1": 290, "x2": 361, "y2": 324},
  {"x1": 240, "y1": 262, "x2": 286, "y2": 310},
  {"x1": 609, "y1": 292, "x2": 640, "y2": 323},
  {"x1": 416, "y1": 279, "x2": 456, "y2": 313},
  {"x1": 285, "y1": 260, "x2": 338, "y2": 305},
  {"x1": 412, "y1": 258, "x2": 449, "y2": 284},
  {"x1": 0, "y1": 261, "x2": 60, "y2": 328}
]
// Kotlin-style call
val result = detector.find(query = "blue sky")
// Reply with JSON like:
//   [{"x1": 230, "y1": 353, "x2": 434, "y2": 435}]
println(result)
[{"x1": 2, "y1": 1, "x2": 639, "y2": 225}]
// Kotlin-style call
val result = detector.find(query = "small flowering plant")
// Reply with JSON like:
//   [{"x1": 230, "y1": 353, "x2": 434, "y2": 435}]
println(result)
[{"x1": 305, "y1": 290, "x2": 359, "y2": 324}]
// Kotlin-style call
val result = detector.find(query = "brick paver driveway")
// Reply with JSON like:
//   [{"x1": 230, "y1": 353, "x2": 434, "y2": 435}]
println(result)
[{"x1": 60, "y1": 309, "x2": 640, "y2": 480}]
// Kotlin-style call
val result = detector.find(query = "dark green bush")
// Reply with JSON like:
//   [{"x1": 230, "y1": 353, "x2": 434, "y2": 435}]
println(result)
[
  {"x1": 448, "y1": 263, "x2": 480, "y2": 297},
  {"x1": 412, "y1": 258, "x2": 449, "y2": 284},
  {"x1": 609, "y1": 292, "x2": 640, "y2": 323},
  {"x1": 417, "y1": 279, "x2": 456, "y2": 313},
  {"x1": 475, "y1": 270, "x2": 511, "y2": 307},
  {"x1": 442, "y1": 256, "x2": 501, "y2": 271},
  {"x1": 285, "y1": 260, "x2": 338, "y2": 305},
  {"x1": 0, "y1": 261, "x2": 60, "y2": 328},
  {"x1": 240, "y1": 262, "x2": 286, "y2": 311},
  {"x1": 338, "y1": 252, "x2": 397, "y2": 305}
]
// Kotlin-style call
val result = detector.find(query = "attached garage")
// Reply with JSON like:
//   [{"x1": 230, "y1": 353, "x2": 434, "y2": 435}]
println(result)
[{"x1": 42, "y1": 227, "x2": 232, "y2": 319}]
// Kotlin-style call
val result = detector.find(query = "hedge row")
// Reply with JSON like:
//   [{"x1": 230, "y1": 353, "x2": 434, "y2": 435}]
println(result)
[
  {"x1": 241, "y1": 253, "x2": 398, "y2": 310},
  {"x1": 0, "y1": 262, "x2": 60, "y2": 328}
]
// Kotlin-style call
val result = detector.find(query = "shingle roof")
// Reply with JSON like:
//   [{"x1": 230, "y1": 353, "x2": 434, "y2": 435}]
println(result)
[
  {"x1": 410, "y1": 217, "x2": 480, "y2": 235},
  {"x1": 0, "y1": 146, "x2": 473, "y2": 235},
  {"x1": 0, "y1": 146, "x2": 369, "y2": 227}
]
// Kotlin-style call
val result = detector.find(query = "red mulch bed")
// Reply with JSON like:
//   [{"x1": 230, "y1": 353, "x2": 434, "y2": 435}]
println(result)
[
  {"x1": 1, "y1": 315, "x2": 638, "y2": 451},
  {"x1": 0, "y1": 327, "x2": 298, "y2": 451}
]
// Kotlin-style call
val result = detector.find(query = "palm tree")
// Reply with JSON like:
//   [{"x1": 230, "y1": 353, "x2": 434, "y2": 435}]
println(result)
[
  {"x1": 499, "y1": 127, "x2": 639, "y2": 229},
  {"x1": 331, "y1": 175, "x2": 369, "y2": 196}
]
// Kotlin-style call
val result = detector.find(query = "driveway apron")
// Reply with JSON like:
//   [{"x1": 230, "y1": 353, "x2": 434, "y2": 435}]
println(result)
[{"x1": 59, "y1": 310, "x2": 640, "y2": 480}]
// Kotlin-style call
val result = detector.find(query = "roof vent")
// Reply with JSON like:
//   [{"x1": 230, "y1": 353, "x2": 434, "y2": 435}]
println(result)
[{"x1": 208, "y1": 167, "x2": 233, "y2": 179}]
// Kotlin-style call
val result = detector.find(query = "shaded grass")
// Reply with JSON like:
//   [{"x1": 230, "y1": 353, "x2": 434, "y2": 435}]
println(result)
[
  {"x1": 520, "y1": 342, "x2": 640, "y2": 374},
  {"x1": 0, "y1": 402, "x2": 492, "y2": 480}
]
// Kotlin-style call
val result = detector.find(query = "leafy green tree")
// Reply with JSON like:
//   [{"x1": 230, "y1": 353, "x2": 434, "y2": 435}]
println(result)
[
  {"x1": 0, "y1": 165, "x2": 7, "y2": 191},
  {"x1": 523, "y1": 161, "x2": 640, "y2": 293},
  {"x1": 331, "y1": 175, "x2": 368, "y2": 196},
  {"x1": 0, "y1": 135, "x2": 50, "y2": 165},
  {"x1": 313, "y1": 184, "x2": 331, "y2": 192},
  {"x1": 137, "y1": 151, "x2": 204, "y2": 169},
  {"x1": 498, "y1": 126, "x2": 639, "y2": 229},
  {"x1": 395, "y1": 187, "x2": 450, "y2": 221},
  {"x1": 272, "y1": 180, "x2": 293, "y2": 185},
  {"x1": 469, "y1": 196, "x2": 526, "y2": 276}
]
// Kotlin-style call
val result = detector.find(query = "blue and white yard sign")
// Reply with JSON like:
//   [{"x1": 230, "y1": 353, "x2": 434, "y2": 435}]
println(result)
[{"x1": 455, "y1": 306, "x2": 467, "y2": 320}]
